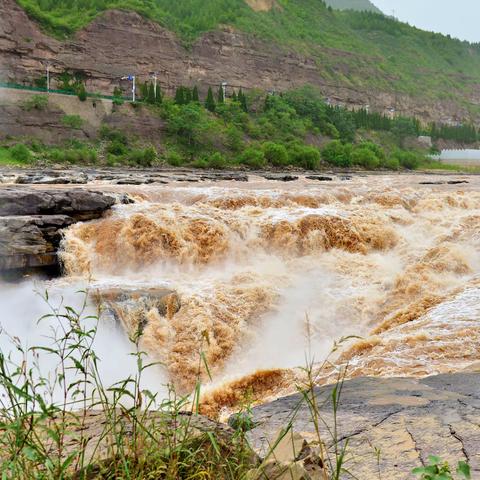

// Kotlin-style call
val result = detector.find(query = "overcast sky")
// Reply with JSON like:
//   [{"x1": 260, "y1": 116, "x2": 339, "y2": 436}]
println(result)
[{"x1": 371, "y1": 0, "x2": 479, "y2": 43}]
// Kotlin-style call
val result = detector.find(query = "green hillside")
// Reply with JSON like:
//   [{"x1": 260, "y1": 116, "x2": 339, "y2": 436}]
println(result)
[
  {"x1": 15, "y1": 0, "x2": 480, "y2": 109},
  {"x1": 324, "y1": 0, "x2": 382, "y2": 14}
]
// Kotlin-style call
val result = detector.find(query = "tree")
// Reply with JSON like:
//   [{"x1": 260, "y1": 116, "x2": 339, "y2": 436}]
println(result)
[
  {"x1": 239, "y1": 146, "x2": 266, "y2": 169},
  {"x1": 231, "y1": 90, "x2": 238, "y2": 102},
  {"x1": 192, "y1": 86, "x2": 199, "y2": 102},
  {"x1": 217, "y1": 85, "x2": 225, "y2": 104},
  {"x1": 351, "y1": 147, "x2": 380, "y2": 169},
  {"x1": 262, "y1": 142, "x2": 289, "y2": 166},
  {"x1": 205, "y1": 87, "x2": 216, "y2": 112},
  {"x1": 155, "y1": 86, "x2": 163, "y2": 105},
  {"x1": 185, "y1": 88, "x2": 192, "y2": 104},
  {"x1": 392, "y1": 117, "x2": 417, "y2": 147},
  {"x1": 321, "y1": 140, "x2": 353, "y2": 167},
  {"x1": 175, "y1": 87, "x2": 186, "y2": 105},
  {"x1": 140, "y1": 82, "x2": 149, "y2": 100},
  {"x1": 238, "y1": 89, "x2": 248, "y2": 112},
  {"x1": 77, "y1": 83, "x2": 87, "y2": 102},
  {"x1": 147, "y1": 82, "x2": 156, "y2": 104}
]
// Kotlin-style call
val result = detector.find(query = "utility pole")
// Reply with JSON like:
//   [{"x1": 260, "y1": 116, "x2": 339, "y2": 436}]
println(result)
[
  {"x1": 45, "y1": 62, "x2": 52, "y2": 92},
  {"x1": 222, "y1": 81, "x2": 227, "y2": 98},
  {"x1": 150, "y1": 72, "x2": 158, "y2": 98},
  {"x1": 121, "y1": 75, "x2": 136, "y2": 102}
]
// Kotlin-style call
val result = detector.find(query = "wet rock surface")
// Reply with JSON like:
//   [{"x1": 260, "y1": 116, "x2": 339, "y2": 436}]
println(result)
[
  {"x1": 0, "y1": 187, "x2": 115, "y2": 272},
  {"x1": 245, "y1": 374, "x2": 480, "y2": 479}
]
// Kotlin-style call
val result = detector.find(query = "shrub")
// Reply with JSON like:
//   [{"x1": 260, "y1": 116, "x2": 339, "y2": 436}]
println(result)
[
  {"x1": 206, "y1": 152, "x2": 226, "y2": 169},
  {"x1": 391, "y1": 149, "x2": 421, "y2": 170},
  {"x1": 77, "y1": 83, "x2": 87, "y2": 101},
  {"x1": 107, "y1": 140, "x2": 127, "y2": 156},
  {"x1": 61, "y1": 114, "x2": 83, "y2": 129},
  {"x1": 289, "y1": 144, "x2": 321, "y2": 170},
  {"x1": 262, "y1": 142, "x2": 289, "y2": 167},
  {"x1": 165, "y1": 150, "x2": 185, "y2": 167},
  {"x1": 47, "y1": 147, "x2": 97, "y2": 164},
  {"x1": 10, "y1": 144, "x2": 32, "y2": 163},
  {"x1": 321, "y1": 140, "x2": 352, "y2": 167},
  {"x1": 238, "y1": 147, "x2": 266, "y2": 169},
  {"x1": 22, "y1": 95, "x2": 48, "y2": 111},
  {"x1": 351, "y1": 147, "x2": 380, "y2": 169},
  {"x1": 383, "y1": 156, "x2": 400, "y2": 170},
  {"x1": 191, "y1": 158, "x2": 209, "y2": 169},
  {"x1": 125, "y1": 147, "x2": 157, "y2": 167},
  {"x1": 100, "y1": 126, "x2": 128, "y2": 145}
]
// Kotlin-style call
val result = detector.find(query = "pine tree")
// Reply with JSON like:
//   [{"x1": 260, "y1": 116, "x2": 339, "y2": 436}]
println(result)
[
  {"x1": 205, "y1": 87, "x2": 216, "y2": 112},
  {"x1": 147, "y1": 82, "x2": 156, "y2": 104},
  {"x1": 185, "y1": 87, "x2": 192, "y2": 104},
  {"x1": 231, "y1": 90, "x2": 238, "y2": 102},
  {"x1": 175, "y1": 86, "x2": 185, "y2": 105},
  {"x1": 155, "y1": 86, "x2": 163, "y2": 105},
  {"x1": 238, "y1": 89, "x2": 248, "y2": 112},
  {"x1": 140, "y1": 82, "x2": 149, "y2": 100},
  {"x1": 217, "y1": 85, "x2": 225, "y2": 104},
  {"x1": 192, "y1": 86, "x2": 199, "y2": 102}
]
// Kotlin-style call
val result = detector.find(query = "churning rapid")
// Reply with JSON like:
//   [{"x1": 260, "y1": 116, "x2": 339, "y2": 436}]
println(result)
[{"x1": 59, "y1": 174, "x2": 480, "y2": 412}]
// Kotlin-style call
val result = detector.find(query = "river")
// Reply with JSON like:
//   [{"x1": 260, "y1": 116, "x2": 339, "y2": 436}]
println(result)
[{"x1": 1, "y1": 172, "x2": 480, "y2": 412}]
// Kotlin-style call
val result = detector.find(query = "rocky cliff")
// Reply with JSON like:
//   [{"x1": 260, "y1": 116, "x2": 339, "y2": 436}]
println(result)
[{"x1": 0, "y1": 0, "x2": 477, "y2": 125}]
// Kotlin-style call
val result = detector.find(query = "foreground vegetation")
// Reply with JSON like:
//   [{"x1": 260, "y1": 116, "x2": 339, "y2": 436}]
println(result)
[
  {"x1": 0, "y1": 293, "x2": 472, "y2": 479},
  {"x1": 4, "y1": 85, "x2": 477, "y2": 172}
]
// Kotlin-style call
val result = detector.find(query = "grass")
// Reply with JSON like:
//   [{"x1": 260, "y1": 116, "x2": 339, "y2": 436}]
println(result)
[
  {"x1": 418, "y1": 160, "x2": 480, "y2": 173},
  {"x1": 0, "y1": 146, "x2": 33, "y2": 166},
  {"x1": 0, "y1": 290, "x2": 363, "y2": 479}
]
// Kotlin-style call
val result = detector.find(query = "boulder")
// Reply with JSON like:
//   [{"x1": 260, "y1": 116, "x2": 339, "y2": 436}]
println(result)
[{"x1": 0, "y1": 187, "x2": 115, "y2": 272}]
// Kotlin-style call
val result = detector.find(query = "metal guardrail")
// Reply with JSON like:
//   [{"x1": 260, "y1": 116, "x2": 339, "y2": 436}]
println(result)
[{"x1": 0, "y1": 82, "x2": 131, "y2": 101}]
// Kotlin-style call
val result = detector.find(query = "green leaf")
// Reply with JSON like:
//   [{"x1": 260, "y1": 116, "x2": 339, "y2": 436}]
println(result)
[
  {"x1": 457, "y1": 461, "x2": 471, "y2": 479},
  {"x1": 428, "y1": 455, "x2": 442, "y2": 465},
  {"x1": 412, "y1": 467, "x2": 428, "y2": 475}
]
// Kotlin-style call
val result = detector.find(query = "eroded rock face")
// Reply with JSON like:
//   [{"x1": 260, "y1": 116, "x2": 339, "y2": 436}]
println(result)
[
  {"x1": 245, "y1": 374, "x2": 480, "y2": 479},
  {"x1": 0, "y1": 0, "x2": 476, "y2": 125},
  {"x1": 0, "y1": 187, "x2": 115, "y2": 272}
]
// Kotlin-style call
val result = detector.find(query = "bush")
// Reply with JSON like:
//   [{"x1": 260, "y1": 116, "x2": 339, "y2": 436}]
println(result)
[
  {"x1": 262, "y1": 142, "x2": 289, "y2": 167},
  {"x1": 391, "y1": 149, "x2": 421, "y2": 170},
  {"x1": 165, "y1": 150, "x2": 185, "y2": 167},
  {"x1": 48, "y1": 147, "x2": 97, "y2": 164},
  {"x1": 107, "y1": 140, "x2": 128, "y2": 156},
  {"x1": 351, "y1": 147, "x2": 380, "y2": 169},
  {"x1": 125, "y1": 147, "x2": 157, "y2": 167},
  {"x1": 383, "y1": 156, "x2": 400, "y2": 170},
  {"x1": 321, "y1": 140, "x2": 352, "y2": 167},
  {"x1": 10, "y1": 144, "x2": 32, "y2": 163},
  {"x1": 62, "y1": 114, "x2": 83, "y2": 129},
  {"x1": 22, "y1": 95, "x2": 48, "y2": 111},
  {"x1": 288, "y1": 144, "x2": 320, "y2": 170},
  {"x1": 206, "y1": 152, "x2": 226, "y2": 169},
  {"x1": 238, "y1": 147, "x2": 266, "y2": 169},
  {"x1": 100, "y1": 126, "x2": 128, "y2": 145},
  {"x1": 191, "y1": 158, "x2": 209, "y2": 169},
  {"x1": 77, "y1": 83, "x2": 87, "y2": 102}
]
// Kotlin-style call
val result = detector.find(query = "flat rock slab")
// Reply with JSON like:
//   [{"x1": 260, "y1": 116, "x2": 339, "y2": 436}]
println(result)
[{"x1": 246, "y1": 373, "x2": 480, "y2": 479}]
